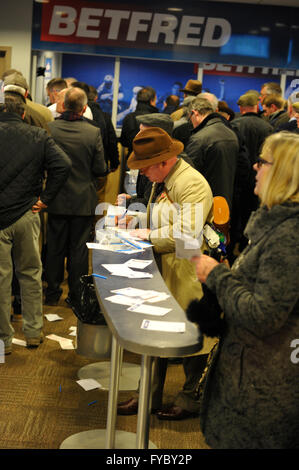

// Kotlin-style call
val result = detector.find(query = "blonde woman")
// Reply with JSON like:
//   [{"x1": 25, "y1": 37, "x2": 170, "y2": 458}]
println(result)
[{"x1": 192, "y1": 131, "x2": 299, "y2": 449}]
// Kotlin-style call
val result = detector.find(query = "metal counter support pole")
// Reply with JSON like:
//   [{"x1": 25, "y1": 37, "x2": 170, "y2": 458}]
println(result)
[
  {"x1": 105, "y1": 336, "x2": 122, "y2": 449},
  {"x1": 136, "y1": 355, "x2": 154, "y2": 449}
]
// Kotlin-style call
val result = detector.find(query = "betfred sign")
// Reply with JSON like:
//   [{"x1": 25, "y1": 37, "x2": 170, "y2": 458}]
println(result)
[
  {"x1": 41, "y1": 0, "x2": 231, "y2": 50},
  {"x1": 35, "y1": 0, "x2": 299, "y2": 68}
]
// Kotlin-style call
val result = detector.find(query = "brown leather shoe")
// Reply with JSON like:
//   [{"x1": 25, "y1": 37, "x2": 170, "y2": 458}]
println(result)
[
  {"x1": 117, "y1": 397, "x2": 158, "y2": 415},
  {"x1": 156, "y1": 405, "x2": 198, "y2": 421},
  {"x1": 117, "y1": 397, "x2": 139, "y2": 415}
]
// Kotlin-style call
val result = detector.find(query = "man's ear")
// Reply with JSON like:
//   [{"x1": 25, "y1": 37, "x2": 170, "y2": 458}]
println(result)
[
  {"x1": 24, "y1": 90, "x2": 29, "y2": 98},
  {"x1": 81, "y1": 104, "x2": 87, "y2": 114}
]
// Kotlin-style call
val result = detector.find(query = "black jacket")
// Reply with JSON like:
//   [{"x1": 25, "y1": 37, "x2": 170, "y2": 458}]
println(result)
[
  {"x1": 231, "y1": 112, "x2": 273, "y2": 166},
  {"x1": 185, "y1": 113, "x2": 239, "y2": 211},
  {"x1": 268, "y1": 109, "x2": 289, "y2": 130},
  {"x1": 87, "y1": 101, "x2": 120, "y2": 170},
  {"x1": 0, "y1": 113, "x2": 71, "y2": 230},
  {"x1": 120, "y1": 102, "x2": 159, "y2": 154}
]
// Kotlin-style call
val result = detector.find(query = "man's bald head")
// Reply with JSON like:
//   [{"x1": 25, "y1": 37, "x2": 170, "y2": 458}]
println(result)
[{"x1": 64, "y1": 87, "x2": 87, "y2": 114}]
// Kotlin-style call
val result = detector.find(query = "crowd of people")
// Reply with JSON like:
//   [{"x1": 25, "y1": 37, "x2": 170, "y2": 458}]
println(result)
[{"x1": 0, "y1": 68, "x2": 298, "y2": 449}]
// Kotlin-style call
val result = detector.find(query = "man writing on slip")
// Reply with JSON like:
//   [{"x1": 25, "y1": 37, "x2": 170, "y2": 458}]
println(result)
[{"x1": 116, "y1": 127, "x2": 218, "y2": 420}]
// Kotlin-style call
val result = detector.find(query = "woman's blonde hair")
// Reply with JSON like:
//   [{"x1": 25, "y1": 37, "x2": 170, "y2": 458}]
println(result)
[{"x1": 259, "y1": 131, "x2": 299, "y2": 208}]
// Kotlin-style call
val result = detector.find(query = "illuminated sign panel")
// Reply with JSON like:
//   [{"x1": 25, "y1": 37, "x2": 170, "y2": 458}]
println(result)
[{"x1": 32, "y1": 0, "x2": 299, "y2": 69}]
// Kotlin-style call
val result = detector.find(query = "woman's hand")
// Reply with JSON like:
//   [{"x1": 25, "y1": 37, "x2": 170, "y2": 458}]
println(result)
[{"x1": 191, "y1": 254, "x2": 219, "y2": 283}]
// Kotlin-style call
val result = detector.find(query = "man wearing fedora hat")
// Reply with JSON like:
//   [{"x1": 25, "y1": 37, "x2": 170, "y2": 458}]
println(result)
[
  {"x1": 116, "y1": 112, "x2": 194, "y2": 210},
  {"x1": 116, "y1": 113, "x2": 175, "y2": 211},
  {"x1": 180, "y1": 79, "x2": 203, "y2": 97},
  {"x1": 117, "y1": 127, "x2": 216, "y2": 420},
  {"x1": 171, "y1": 79, "x2": 202, "y2": 123}
]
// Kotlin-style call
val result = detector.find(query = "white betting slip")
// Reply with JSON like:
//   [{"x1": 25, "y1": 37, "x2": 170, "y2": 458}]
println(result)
[
  {"x1": 140, "y1": 319, "x2": 186, "y2": 332},
  {"x1": 76, "y1": 378, "x2": 103, "y2": 391},
  {"x1": 128, "y1": 304, "x2": 171, "y2": 316}
]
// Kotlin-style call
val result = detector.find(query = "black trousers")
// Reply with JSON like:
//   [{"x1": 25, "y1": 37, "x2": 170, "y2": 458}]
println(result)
[{"x1": 45, "y1": 214, "x2": 93, "y2": 302}]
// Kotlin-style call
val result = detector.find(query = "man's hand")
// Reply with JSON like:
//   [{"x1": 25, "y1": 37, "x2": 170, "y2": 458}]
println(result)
[
  {"x1": 116, "y1": 215, "x2": 135, "y2": 229},
  {"x1": 115, "y1": 193, "x2": 131, "y2": 206},
  {"x1": 130, "y1": 228, "x2": 151, "y2": 240},
  {"x1": 32, "y1": 198, "x2": 47, "y2": 213}
]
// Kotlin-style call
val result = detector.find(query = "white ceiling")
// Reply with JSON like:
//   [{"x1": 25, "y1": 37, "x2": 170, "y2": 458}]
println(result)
[{"x1": 205, "y1": 0, "x2": 299, "y2": 6}]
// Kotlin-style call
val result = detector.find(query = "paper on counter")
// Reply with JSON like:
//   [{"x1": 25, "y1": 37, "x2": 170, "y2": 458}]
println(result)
[
  {"x1": 102, "y1": 263, "x2": 134, "y2": 275},
  {"x1": 76, "y1": 378, "x2": 102, "y2": 391},
  {"x1": 102, "y1": 264, "x2": 153, "y2": 278},
  {"x1": 125, "y1": 259, "x2": 153, "y2": 269},
  {"x1": 126, "y1": 271, "x2": 153, "y2": 279},
  {"x1": 145, "y1": 293, "x2": 170, "y2": 303},
  {"x1": 126, "y1": 239, "x2": 153, "y2": 249},
  {"x1": 111, "y1": 287, "x2": 158, "y2": 299},
  {"x1": 105, "y1": 295, "x2": 141, "y2": 306},
  {"x1": 128, "y1": 304, "x2": 171, "y2": 316},
  {"x1": 141, "y1": 319, "x2": 186, "y2": 332},
  {"x1": 86, "y1": 242, "x2": 115, "y2": 251},
  {"x1": 87, "y1": 242, "x2": 131, "y2": 253}
]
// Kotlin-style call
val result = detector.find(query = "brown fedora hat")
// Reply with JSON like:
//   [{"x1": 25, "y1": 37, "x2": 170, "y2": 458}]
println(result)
[
  {"x1": 180, "y1": 79, "x2": 202, "y2": 96},
  {"x1": 127, "y1": 127, "x2": 184, "y2": 170}
]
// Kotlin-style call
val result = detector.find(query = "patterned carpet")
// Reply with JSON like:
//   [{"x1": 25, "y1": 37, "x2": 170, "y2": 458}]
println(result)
[{"x1": 0, "y1": 280, "x2": 210, "y2": 450}]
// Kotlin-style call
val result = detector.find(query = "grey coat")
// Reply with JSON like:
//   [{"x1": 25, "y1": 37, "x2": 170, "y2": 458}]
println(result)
[
  {"x1": 201, "y1": 202, "x2": 299, "y2": 449},
  {"x1": 47, "y1": 119, "x2": 107, "y2": 215}
]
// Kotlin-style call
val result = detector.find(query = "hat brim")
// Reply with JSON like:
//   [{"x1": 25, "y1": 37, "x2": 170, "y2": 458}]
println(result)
[
  {"x1": 127, "y1": 139, "x2": 184, "y2": 170},
  {"x1": 179, "y1": 88, "x2": 198, "y2": 95}
]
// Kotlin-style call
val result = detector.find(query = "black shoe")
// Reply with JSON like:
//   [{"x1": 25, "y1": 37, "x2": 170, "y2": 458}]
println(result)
[
  {"x1": 44, "y1": 296, "x2": 60, "y2": 306},
  {"x1": 44, "y1": 288, "x2": 62, "y2": 306},
  {"x1": 156, "y1": 406, "x2": 198, "y2": 421}
]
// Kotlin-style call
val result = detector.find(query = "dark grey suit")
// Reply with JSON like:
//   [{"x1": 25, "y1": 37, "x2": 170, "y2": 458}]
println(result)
[{"x1": 45, "y1": 118, "x2": 107, "y2": 304}]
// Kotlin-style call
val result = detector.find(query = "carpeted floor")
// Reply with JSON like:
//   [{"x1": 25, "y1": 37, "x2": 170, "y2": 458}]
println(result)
[{"x1": 0, "y1": 279, "x2": 210, "y2": 450}]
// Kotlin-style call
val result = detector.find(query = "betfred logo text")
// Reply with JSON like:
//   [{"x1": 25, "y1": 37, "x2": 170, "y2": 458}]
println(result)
[{"x1": 41, "y1": 0, "x2": 231, "y2": 50}]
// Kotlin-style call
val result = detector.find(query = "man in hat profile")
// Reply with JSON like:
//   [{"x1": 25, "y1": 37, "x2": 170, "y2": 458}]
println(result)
[
  {"x1": 116, "y1": 113, "x2": 175, "y2": 210},
  {"x1": 2, "y1": 70, "x2": 53, "y2": 129},
  {"x1": 116, "y1": 113, "x2": 193, "y2": 209},
  {"x1": 117, "y1": 127, "x2": 217, "y2": 420}
]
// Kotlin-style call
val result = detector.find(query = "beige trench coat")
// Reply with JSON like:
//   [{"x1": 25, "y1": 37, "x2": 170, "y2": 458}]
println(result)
[{"x1": 148, "y1": 158, "x2": 216, "y2": 354}]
